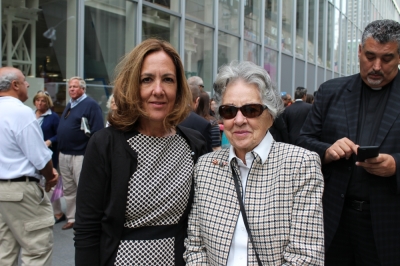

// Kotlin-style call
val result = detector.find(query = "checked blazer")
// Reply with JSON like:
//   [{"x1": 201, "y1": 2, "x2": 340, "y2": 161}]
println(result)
[
  {"x1": 297, "y1": 72, "x2": 400, "y2": 265},
  {"x1": 184, "y1": 141, "x2": 325, "y2": 265}
]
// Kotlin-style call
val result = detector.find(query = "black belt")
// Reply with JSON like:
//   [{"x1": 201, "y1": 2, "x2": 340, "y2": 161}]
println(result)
[
  {"x1": 0, "y1": 176, "x2": 39, "y2": 183},
  {"x1": 345, "y1": 199, "x2": 370, "y2": 211}
]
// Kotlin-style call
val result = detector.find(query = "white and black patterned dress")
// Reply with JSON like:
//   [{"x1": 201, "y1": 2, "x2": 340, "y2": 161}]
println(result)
[{"x1": 114, "y1": 133, "x2": 194, "y2": 265}]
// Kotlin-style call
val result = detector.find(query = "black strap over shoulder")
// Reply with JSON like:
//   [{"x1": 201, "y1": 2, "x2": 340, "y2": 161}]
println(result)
[{"x1": 231, "y1": 161, "x2": 263, "y2": 266}]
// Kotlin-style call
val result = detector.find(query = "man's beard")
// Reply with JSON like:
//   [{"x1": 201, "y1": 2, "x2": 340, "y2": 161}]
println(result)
[{"x1": 366, "y1": 71, "x2": 383, "y2": 86}]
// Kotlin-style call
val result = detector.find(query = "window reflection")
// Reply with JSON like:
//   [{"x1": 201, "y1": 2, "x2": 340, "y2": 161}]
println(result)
[
  {"x1": 244, "y1": 40, "x2": 260, "y2": 64},
  {"x1": 308, "y1": 0, "x2": 316, "y2": 62},
  {"x1": 347, "y1": 22, "x2": 354, "y2": 75},
  {"x1": 7, "y1": 0, "x2": 69, "y2": 114},
  {"x1": 144, "y1": 0, "x2": 179, "y2": 12},
  {"x1": 186, "y1": 0, "x2": 213, "y2": 24},
  {"x1": 265, "y1": 0, "x2": 279, "y2": 49},
  {"x1": 184, "y1": 21, "x2": 214, "y2": 92},
  {"x1": 264, "y1": 48, "x2": 278, "y2": 86},
  {"x1": 282, "y1": 0, "x2": 293, "y2": 54},
  {"x1": 341, "y1": 15, "x2": 347, "y2": 74},
  {"x1": 333, "y1": 8, "x2": 340, "y2": 73},
  {"x1": 327, "y1": 3, "x2": 334, "y2": 69},
  {"x1": 219, "y1": 0, "x2": 240, "y2": 34},
  {"x1": 296, "y1": 0, "x2": 305, "y2": 59},
  {"x1": 317, "y1": 0, "x2": 325, "y2": 65},
  {"x1": 142, "y1": 6, "x2": 180, "y2": 51},
  {"x1": 218, "y1": 32, "x2": 239, "y2": 68},
  {"x1": 244, "y1": 0, "x2": 261, "y2": 43}
]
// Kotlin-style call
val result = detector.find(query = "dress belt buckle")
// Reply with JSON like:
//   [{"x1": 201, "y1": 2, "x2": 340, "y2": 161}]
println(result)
[{"x1": 351, "y1": 200, "x2": 366, "y2": 211}]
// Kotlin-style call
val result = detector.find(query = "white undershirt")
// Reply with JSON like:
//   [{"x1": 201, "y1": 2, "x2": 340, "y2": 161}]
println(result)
[{"x1": 226, "y1": 132, "x2": 273, "y2": 265}]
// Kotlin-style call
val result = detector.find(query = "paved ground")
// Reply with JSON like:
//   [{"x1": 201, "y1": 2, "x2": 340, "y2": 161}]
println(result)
[{"x1": 51, "y1": 197, "x2": 75, "y2": 266}]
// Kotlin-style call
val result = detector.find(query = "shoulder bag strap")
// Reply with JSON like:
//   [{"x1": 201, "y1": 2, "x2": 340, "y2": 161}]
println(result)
[{"x1": 231, "y1": 162, "x2": 263, "y2": 266}]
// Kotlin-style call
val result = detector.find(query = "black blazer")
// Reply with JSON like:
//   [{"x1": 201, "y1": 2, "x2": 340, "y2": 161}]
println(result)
[
  {"x1": 297, "y1": 72, "x2": 400, "y2": 265},
  {"x1": 74, "y1": 125, "x2": 208, "y2": 266},
  {"x1": 179, "y1": 111, "x2": 212, "y2": 152},
  {"x1": 283, "y1": 100, "x2": 312, "y2": 144}
]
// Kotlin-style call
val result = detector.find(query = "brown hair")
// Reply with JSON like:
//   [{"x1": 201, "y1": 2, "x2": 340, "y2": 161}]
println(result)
[
  {"x1": 195, "y1": 91, "x2": 212, "y2": 121},
  {"x1": 33, "y1": 91, "x2": 53, "y2": 109},
  {"x1": 108, "y1": 38, "x2": 192, "y2": 131}
]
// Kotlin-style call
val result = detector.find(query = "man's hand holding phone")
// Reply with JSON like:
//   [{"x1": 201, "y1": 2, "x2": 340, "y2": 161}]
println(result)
[{"x1": 355, "y1": 146, "x2": 396, "y2": 177}]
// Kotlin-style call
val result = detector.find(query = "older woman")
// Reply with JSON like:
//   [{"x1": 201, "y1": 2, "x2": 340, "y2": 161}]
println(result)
[
  {"x1": 33, "y1": 91, "x2": 65, "y2": 223},
  {"x1": 74, "y1": 39, "x2": 208, "y2": 265},
  {"x1": 184, "y1": 61, "x2": 324, "y2": 265}
]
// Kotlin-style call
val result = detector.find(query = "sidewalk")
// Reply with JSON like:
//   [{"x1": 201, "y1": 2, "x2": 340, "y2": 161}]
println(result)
[{"x1": 52, "y1": 197, "x2": 75, "y2": 266}]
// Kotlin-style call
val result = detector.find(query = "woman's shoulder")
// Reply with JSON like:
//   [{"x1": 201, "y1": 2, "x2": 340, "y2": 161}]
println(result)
[
  {"x1": 90, "y1": 126, "x2": 124, "y2": 141},
  {"x1": 271, "y1": 142, "x2": 320, "y2": 161}
]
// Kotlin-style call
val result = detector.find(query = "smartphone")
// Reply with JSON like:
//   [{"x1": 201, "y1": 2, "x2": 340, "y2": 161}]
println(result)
[{"x1": 356, "y1": 146, "x2": 379, "y2": 162}]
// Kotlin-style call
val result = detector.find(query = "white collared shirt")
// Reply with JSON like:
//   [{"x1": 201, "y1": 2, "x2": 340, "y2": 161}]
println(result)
[
  {"x1": 34, "y1": 109, "x2": 52, "y2": 126},
  {"x1": 69, "y1": 93, "x2": 87, "y2": 108},
  {"x1": 0, "y1": 96, "x2": 52, "y2": 180},
  {"x1": 226, "y1": 132, "x2": 274, "y2": 265}
]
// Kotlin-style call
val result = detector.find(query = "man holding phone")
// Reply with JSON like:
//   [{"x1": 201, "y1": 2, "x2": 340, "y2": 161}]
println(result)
[{"x1": 297, "y1": 19, "x2": 400, "y2": 265}]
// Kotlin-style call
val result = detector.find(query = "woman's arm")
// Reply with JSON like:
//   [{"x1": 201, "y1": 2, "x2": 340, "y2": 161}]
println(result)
[
  {"x1": 184, "y1": 165, "x2": 209, "y2": 265},
  {"x1": 48, "y1": 113, "x2": 59, "y2": 144},
  {"x1": 282, "y1": 151, "x2": 325, "y2": 265},
  {"x1": 74, "y1": 132, "x2": 110, "y2": 265}
]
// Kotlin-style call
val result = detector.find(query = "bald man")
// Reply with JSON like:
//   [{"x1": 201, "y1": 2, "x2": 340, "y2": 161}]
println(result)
[{"x1": 0, "y1": 67, "x2": 58, "y2": 265}]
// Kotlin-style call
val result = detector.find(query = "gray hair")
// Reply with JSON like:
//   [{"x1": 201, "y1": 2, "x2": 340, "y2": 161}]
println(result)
[
  {"x1": 213, "y1": 61, "x2": 284, "y2": 120},
  {"x1": 69, "y1": 76, "x2": 86, "y2": 89},
  {"x1": 0, "y1": 71, "x2": 18, "y2": 92},
  {"x1": 362, "y1": 19, "x2": 400, "y2": 54},
  {"x1": 187, "y1": 76, "x2": 204, "y2": 87}
]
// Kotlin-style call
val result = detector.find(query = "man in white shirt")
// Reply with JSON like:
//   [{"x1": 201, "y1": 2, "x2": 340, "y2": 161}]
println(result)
[{"x1": 0, "y1": 67, "x2": 58, "y2": 266}]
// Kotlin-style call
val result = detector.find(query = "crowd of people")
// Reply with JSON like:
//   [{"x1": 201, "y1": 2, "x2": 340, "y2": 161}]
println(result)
[{"x1": 0, "y1": 18, "x2": 399, "y2": 265}]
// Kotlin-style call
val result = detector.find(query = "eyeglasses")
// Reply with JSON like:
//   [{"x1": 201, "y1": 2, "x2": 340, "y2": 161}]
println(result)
[
  {"x1": 218, "y1": 104, "x2": 268, "y2": 119},
  {"x1": 37, "y1": 90, "x2": 50, "y2": 96}
]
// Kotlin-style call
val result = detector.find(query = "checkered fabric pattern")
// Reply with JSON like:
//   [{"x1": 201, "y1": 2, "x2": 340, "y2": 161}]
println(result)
[
  {"x1": 114, "y1": 133, "x2": 192, "y2": 264},
  {"x1": 184, "y1": 141, "x2": 325, "y2": 265},
  {"x1": 115, "y1": 237, "x2": 175, "y2": 265},
  {"x1": 124, "y1": 133, "x2": 193, "y2": 228}
]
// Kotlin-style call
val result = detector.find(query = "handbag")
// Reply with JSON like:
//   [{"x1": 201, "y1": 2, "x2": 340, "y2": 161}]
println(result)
[
  {"x1": 51, "y1": 175, "x2": 64, "y2": 202},
  {"x1": 231, "y1": 161, "x2": 263, "y2": 266}
]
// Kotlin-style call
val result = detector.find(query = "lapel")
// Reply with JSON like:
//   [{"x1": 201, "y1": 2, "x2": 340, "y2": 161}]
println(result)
[
  {"x1": 374, "y1": 72, "x2": 400, "y2": 146},
  {"x1": 344, "y1": 75, "x2": 362, "y2": 142}
]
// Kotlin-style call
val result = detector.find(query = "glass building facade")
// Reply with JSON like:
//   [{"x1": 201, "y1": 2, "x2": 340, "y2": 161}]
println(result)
[{"x1": 2, "y1": 0, "x2": 400, "y2": 115}]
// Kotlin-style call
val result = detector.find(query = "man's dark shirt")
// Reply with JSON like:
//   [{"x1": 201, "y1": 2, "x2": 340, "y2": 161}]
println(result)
[{"x1": 348, "y1": 81, "x2": 391, "y2": 201}]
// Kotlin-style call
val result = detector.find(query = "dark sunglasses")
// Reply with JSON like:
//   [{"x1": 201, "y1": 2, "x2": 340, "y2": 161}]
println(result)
[
  {"x1": 37, "y1": 90, "x2": 50, "y2": 96},
  {"x1": 219, "y1": 104, "x2": 268, "y2": 119}
]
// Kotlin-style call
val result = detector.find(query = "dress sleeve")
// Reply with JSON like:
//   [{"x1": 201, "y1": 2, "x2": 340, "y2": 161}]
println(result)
[{"x1": 74, "y1": 131, "x2": 110, "y2": 265}]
